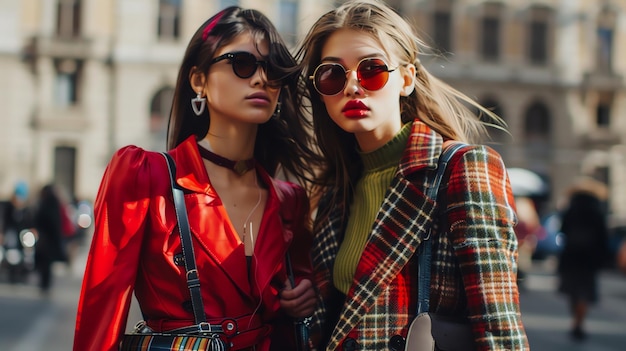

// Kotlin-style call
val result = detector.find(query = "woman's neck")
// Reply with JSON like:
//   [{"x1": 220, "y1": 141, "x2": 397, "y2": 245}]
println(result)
[
  {"x1": 198, "y1": 132, "x2": 255, "y2": 161},
  {"x1": 355, "y1": 118, "x2": 403, "y2": 153}
]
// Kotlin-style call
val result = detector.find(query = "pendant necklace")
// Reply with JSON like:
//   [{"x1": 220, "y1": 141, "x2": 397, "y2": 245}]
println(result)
[{"x1": 242, "y1": 173, "x2": 263, "y2": 255}]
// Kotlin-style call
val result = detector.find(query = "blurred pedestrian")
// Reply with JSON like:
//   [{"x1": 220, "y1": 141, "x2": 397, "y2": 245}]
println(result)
[
  {"x1": 34, "y1": 184, "x2": 68, "y2": 294},
  {"x1": 0, "y1": 181, "x2": 34, "y2": 283},
  {"x1": 514, "y1": 196, "x2": 542, "y2": 288},
  {"x1": 558, "y1": 187, "x2": 609, "y2": 341}
]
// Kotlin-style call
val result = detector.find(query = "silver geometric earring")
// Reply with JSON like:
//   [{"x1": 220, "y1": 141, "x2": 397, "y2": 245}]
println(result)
[
  {"x1": 272, "y1": 101, "x2": 282, "y2": 119},
  {"x1": 191, "y1": 91, "x2": 206, "y2": 116}
]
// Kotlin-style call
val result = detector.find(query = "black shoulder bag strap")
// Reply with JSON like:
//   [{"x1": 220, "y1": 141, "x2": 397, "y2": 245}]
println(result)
[
  {"x1": 417, "y1": 142, "x2": 466, "y2": 314},
  {"x1": 161, "y1": 152, "x2": 208, "y2": 326}
]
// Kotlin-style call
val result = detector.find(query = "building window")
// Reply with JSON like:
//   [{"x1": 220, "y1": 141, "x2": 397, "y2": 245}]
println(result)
[
  {"x1": 529, "y1": 21, "x2": 547, "y2": 64},
  {"x1": 597, "y1": 28, "x2": 613, "y2": 72},
  {"x1": 150, "y1": 87, "x2": 174, "y2": 151},
  {"x1": 54, "y1": 146, "x2": 76, "y2": 199},
  {"x1": 596, "y1": 93, "x2": 613, "y2": 127},
  {"x1": 528, "y1": 6, "x2": 551, "y2": 65},
  {"x1": 56, "y1": 0, "x2": 81, "y2": 38},
  {"x1": 158, "y1": 0, "x2": 181, "y2": 40},
  {"x1": 433, "y1": 11, "x2": 452, "y2": 55},
  {"x1": 278, "y1": 0, "x2": 298, "y2": 47},
  {"x1": 479, "y1": 98, "x2": 508, "y2": 143},
  {"x1": 54, "y1": 59, "x2": 82, "y2": 106},
  {"x1": 597, "y1": 104, "x2": 610, "y2": 127},
  {"x1": 432, "y1": 0, "x2": 453, "y2": 55},
  {"x1": 596, "y1": 8, "x2": 615, "y2": 73},
  {"x1": 524, "y1": 102, "x2": 551, "y2": 141},
  {"x1": 481, "y1": 17, "x2": 499, "y2": 60},
  {"x1": 480, "y1": 4, "x2": 502, "y2": 61}
]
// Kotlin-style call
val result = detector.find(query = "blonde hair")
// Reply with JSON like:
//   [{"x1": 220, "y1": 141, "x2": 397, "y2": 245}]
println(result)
[
  {"x1": 298, "y1": 0, "x2": 502, "y2": 144},
  {"x1": 296, "y1": 0, "x2": 504, "y2": 214}
]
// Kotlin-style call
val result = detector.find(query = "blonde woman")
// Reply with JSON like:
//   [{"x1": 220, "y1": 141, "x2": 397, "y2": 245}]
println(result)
[{"x1": 297, "y1": 1, "x2": 529, "y2": 350}]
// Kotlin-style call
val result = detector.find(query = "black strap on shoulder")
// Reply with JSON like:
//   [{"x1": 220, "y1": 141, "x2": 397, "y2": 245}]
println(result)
[
  {"x1": 417, "y1": 142, "x2": 467, "y2": 314},
  {"x1": 161, "y1": 152, "x2": 207, "y2": 325}
]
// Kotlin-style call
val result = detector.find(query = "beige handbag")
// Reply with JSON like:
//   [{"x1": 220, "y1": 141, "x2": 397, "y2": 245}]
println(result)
[{"x1": 405, "y1": 313, "x2": 474, "y2": 351}]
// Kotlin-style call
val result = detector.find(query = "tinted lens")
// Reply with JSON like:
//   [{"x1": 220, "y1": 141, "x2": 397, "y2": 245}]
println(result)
[
  {"x1": 357, "y1": 59, "x2": 390, "y2": 91},
  {"x1": 231, "y1": 52, "x2": 259, "y2": 78},
  {"x1": 314, "y1": 64, "x2": 347, "y2": 96}
]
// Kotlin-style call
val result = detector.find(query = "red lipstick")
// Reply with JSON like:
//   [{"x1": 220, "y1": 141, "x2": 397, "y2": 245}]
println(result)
[{"x1": 342, "y1": 100, "x2": 369, "y2": 119}]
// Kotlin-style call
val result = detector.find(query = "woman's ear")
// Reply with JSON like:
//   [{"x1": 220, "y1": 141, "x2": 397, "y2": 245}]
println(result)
[
  {"x1": 189, "y1": 67, "x2": 206, "y2": 94},
  {"x1": 400, "y1": 64, "x2": 416, "y2": 97}
]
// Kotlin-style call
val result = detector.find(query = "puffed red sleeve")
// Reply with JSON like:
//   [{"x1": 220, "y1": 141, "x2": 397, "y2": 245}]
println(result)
[{"x1": 73, "y1": 146, "x2": 155, "y2": 351}]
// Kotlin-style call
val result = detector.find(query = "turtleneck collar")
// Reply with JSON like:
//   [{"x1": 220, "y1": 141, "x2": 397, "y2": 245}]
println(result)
[{"x1": 360, "y1": 122, "x2": 412, "y2": 172}]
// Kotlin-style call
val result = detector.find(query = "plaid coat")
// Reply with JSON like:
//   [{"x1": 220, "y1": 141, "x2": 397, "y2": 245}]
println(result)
[{"x1": 310, "y1": 121, "x2": 529, "y2": 350}]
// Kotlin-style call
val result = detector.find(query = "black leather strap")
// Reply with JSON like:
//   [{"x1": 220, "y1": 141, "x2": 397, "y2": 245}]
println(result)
[
  {"x1": 417, "y1": 142, "x2": 466, "y2": 314},
  {"x1": 162, "y1": 152, "x2": 207, "y2": 325}
]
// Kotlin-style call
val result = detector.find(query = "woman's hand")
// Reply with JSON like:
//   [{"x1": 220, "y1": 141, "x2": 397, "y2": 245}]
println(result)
[{"x1": 279, "y1": 278, "x2": 316, "y2": 318}]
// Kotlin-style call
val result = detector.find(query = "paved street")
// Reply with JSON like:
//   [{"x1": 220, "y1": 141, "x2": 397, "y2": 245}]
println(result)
[
  {"x1": 0, "y1": 250, "x2": 625, "y2": 350},
  {"x1": 0, "y1": 245, "x2": 143, "y2": 351},
  {"x1": 519, "y1": 258, "x2": 626, "y2": 350}
]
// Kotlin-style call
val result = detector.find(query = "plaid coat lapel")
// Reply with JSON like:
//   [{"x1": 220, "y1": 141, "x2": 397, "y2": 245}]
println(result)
[{"x1": 326, "y1": 121, "x2": 445, "y2": 349}]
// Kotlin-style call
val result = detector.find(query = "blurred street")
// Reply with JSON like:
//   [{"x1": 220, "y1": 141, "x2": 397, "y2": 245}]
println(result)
[
  {"x1": 0, "y1": 243, "x2": 142, "y2": 351},
  {"x1": 519, "y1": 258, "x2": 626, "y2": 350},
  {"x1": 0, "y1": 249, "x2": 625, "y2": 350}
]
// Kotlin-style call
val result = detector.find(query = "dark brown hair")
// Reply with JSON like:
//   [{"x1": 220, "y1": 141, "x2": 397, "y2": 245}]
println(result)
[{"x1": 167, "y1": 6, "x2": 321, "y2": 188}]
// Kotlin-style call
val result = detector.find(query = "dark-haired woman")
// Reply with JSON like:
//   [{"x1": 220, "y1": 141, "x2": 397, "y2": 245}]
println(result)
[{"x1": 74, "y1": 7, "x2": 319, "y2": 351}]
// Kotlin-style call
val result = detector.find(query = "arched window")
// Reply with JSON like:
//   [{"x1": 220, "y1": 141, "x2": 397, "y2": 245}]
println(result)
[
  {"x1": 479, "y1": 98, "x2": 509, "y2": 143},
  {"x1": 527, "y1": 5, "x2": 552, "y2": 65},
  {"x1": 524, "y1": 101, "x2": 550, "y2": 142}
]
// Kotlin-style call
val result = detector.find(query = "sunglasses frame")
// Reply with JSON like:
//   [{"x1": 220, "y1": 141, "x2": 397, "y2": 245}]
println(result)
[
  {"x1": 210, "y1": 51, "x2": 269, "y2": 79},
  {"x1": 309, "y1": 57, "x2": 397, "y2": 96}
]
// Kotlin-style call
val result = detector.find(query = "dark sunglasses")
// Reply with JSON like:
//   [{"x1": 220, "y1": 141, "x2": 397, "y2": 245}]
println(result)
[
  {"x1": 211, "y1": 51, "x2": 276, "y2": 80},
  {"x1": 309, "y1": 58, "x2": 397, "y2": 96}
]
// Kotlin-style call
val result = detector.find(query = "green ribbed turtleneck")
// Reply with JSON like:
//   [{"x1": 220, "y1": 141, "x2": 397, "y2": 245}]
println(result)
[{"x1": 333, "y1": 123, "x2": 412, "y2": 294}]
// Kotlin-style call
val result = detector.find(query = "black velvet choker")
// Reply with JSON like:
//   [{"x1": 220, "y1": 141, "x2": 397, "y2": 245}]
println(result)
[{"x1": 197, "y1": 143, "x2": 256, "y2": 176}]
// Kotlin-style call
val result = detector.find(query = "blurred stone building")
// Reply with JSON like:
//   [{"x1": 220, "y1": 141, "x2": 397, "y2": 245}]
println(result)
[{"x1": 0, "y1": 0, "x2": 625, "y2": 223}]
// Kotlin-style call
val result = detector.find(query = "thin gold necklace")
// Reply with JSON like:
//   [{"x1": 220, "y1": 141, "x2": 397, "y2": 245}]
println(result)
[{"x1": 242, "y1": 172, "x2": 262, "y2": 255}]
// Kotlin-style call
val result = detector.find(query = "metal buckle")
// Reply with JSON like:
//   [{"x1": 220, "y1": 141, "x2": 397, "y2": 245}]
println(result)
[
  {"x1": 186, "y1": 269, "x2": 198, "y2": 280},
  {"x1": 197, "y1": 322, "x2": 212, "y2": 334},
  {"x1": 422, "y1": 229, "x2": 432, "y2": 241},
  {"x1": 133, "y1": 320, "x2": 154, "y2": 334}
]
